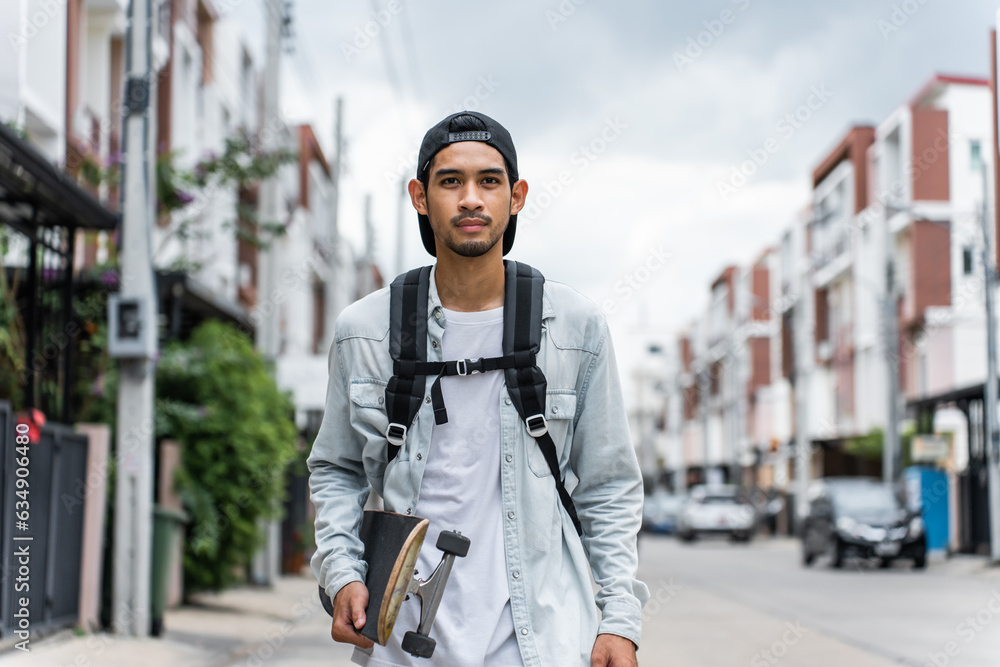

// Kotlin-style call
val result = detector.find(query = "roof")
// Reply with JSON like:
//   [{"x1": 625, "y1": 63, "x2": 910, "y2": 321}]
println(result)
[
  {"x1": 910, "y1": 73, "x2": 989, "y2": 109},
  {"x1": 0, "y1": 122, "x2": 117, "y2": 233}
]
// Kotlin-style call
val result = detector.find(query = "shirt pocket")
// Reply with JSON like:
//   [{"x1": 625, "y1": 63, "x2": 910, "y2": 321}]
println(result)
[
  {"x1": 525, "y1": 390, "x2": 577, "y2": 478},
  {"x1": 348, "y1": 379, "x2": 399, "y2": 457}
]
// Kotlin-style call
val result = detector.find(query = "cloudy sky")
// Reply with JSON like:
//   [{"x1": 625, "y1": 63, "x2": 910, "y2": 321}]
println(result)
[{"x1": 227, "y1": 0, "x2": 998, "y2": 379}]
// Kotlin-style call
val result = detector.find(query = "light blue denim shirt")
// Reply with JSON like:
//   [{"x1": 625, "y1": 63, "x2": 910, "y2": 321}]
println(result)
[{"x1": 307, "y1": 264, "x2": 649, "y2": 666}]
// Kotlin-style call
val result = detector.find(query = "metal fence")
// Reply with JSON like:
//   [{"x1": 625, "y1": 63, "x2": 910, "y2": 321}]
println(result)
[{"x1": 0, "y1": 401, "x2": 90, "y2": 638}]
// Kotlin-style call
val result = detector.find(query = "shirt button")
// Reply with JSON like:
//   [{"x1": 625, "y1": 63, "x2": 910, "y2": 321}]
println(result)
[
  {"x1": 432, "y1": 340, "x2": 438, "y2": 348},
  {"x1": 425, "y1": 396, "x2": 431, "y2": 403},
  {"x1": 406, "y1": 508, "x2": 412, "y2": 515},
  {"x1": 378, "y1": 396, "x2": 384, "y2": 405},
  {"x1": 504, "y1": 397, "x2": 512, "y2": 406},
  {"x1": 520, "y1": 627, "x2": 528, "y2": 636},
  {"x1": 417, "y1": 453, "x2": 423, "y2": 460},
  {"x1": 551, "y1": 405, "x2": 559, "y2": 414},
  {"x1": 512, "y1": 570, "x2": 520, "y2": 579},
  {"x1": 505, "y1": 454, "x2": 512, "y2": 463},
  {"x1": 508, "y1": 511, "x2": 515, "y2": 520},
  {"x1": 434, "y1": 311, "x2": 442, "y2": 320}
]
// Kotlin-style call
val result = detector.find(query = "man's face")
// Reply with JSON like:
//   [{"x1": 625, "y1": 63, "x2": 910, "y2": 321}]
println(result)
[{"x1": 410, "y1": 141, "x2": 527, "y2": 258}]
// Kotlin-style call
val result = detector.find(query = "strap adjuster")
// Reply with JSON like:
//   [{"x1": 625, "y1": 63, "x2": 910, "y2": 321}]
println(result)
[
  {"x1": 386, "y1": 422, "x2": 407, "y2": 446},
  {"x1": 525, "y1": 414, "x2": 548, "y2": 438},
  {"x1": 455, "y1": 357, "x2": 485, "y2": 376}
]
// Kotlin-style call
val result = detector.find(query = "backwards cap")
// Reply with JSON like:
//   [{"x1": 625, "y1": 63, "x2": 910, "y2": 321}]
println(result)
[{"x1": 416, "y1": 111, "x2": 519, "y2": 257}]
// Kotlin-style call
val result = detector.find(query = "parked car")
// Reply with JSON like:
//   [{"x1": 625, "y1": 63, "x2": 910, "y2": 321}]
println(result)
[
  {"x1": 676, "y1": 485, "x2": 755, "y2": 542},
  {"x1": 800, "y1": 477, "x2": 927, "y2": 569},
  {"x1": 642, "y1": 490, "x2": 684, "y2": 534}
]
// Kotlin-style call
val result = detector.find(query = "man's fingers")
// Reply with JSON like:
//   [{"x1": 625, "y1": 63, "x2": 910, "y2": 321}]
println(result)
[
  {"x1": 350, "y1": 596, "x2": 367, "y2": 629},
  {"x1": 330, "y1": 582, "x2": 374, "y2": 648}
]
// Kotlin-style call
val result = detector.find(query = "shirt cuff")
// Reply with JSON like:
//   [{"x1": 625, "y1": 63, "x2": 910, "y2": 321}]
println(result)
[
  {"x1": 597, "y1": 596, "x2": 643, "y2": 648},
  {"x1": 317, "y1": 555, "x2": 368, "y2": 603}
]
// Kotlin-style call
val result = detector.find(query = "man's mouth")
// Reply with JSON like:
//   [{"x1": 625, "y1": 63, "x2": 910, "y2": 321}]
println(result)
[{"x1": 456, "y1": 219, "x2": 487, "y2": 231}]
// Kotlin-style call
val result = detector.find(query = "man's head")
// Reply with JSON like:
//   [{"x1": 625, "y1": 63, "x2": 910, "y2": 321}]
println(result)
[{"x1": 410, "y1": 111, "x2": 527, "y2": 258}]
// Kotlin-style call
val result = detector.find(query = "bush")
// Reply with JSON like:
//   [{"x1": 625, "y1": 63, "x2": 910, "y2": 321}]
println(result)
[{"x1": 156, "y1": 320, "x2": 297, "y2": 593}]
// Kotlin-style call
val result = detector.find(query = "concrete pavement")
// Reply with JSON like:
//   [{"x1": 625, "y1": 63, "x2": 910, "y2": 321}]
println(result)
[
  {"x1": 0, "y1": 573, "x2": 356, "y2": 667},
  {"x1": 4, "y1": 538, "x2": 1000, "y2": 666}
]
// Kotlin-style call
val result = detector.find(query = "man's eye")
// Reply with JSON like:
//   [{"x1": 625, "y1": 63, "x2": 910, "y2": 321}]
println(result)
[
  {"x1": 441, "y1": 177, "x2": 459, "y2": 185},
  {"x1": 482, "y1": 177, "x2": 500, "y2": 185}
]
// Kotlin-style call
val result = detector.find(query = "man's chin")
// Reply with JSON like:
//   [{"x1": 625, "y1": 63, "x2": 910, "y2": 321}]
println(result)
[{"x1": 447, "y1": 238, "x2": 500, "y2": 258}]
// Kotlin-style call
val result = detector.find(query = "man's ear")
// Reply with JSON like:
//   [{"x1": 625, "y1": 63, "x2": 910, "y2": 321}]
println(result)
[
  {"x1": 408, "y1": 179, "x2": 428, "y2": 215},
  {"x1": 509, "y1": 179, "x2": 528, "y2": 215}
]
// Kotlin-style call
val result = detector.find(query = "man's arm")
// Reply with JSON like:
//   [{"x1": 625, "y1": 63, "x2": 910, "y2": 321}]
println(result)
[
  {"x1": 307, "y1": 334, "x2": 371, "y2": 615},
  {"x1": 569, "y1": 316, "x2": 650, "y2": 650}
]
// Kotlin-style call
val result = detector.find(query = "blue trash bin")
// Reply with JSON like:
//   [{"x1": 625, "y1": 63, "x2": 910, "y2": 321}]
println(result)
[{"x1": 904, "y1": 466, "x2": 949, "y2": 553}]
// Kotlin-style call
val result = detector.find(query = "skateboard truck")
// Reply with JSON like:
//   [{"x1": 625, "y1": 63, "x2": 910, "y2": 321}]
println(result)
[{"x1": 400, "y1": 529, "x2": 470, "y2": 658}]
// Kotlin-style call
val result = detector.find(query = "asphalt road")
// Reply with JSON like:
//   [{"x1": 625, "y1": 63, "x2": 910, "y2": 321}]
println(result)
[{"x1": 636, "y1": 534, "x2": 1000, "y2": 667}]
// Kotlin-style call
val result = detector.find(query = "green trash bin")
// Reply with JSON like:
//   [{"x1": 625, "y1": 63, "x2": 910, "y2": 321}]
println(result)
[{"x1": 151, "y1": 504, "x2": 188, "y2": 636}]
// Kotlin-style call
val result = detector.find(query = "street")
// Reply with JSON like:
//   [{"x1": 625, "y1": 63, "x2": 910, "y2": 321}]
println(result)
[
  {"x1": 9, "y1": 536, "x2": 1000, "y2": 667},
  {"x1": 637, "y1": 535, "x2": 1000, "y2": 667}
]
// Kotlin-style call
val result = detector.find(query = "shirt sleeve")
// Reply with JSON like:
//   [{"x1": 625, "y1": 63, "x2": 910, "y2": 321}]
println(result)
[
  {"x1": 307, "y1": 333, "x2": 371, "y2": 603},
  {"x1": 568, "y1": 316, "x2": 650, "y2": 647}
]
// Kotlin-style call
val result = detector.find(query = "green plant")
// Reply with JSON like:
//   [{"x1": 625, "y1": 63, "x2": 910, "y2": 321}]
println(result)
[
  {"x1": 0, "y1": 229, "x2": 25, "y2": 408},
  {"x1": 155, "y1": 320, "x2": 298, "y2": 593},
  {"x1": 845, "y1": 427, "x2": 883, "y2": 461},
  {"x1": 154, "y1": 130, "x2": 297, "y2": 260}
]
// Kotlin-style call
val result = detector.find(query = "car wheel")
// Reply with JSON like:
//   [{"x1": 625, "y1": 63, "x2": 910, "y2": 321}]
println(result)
[
  {"x1": 913, "y1": 548, "x2": 927, "y2": 570},
  {"x1": 829, "y1": 538, "x2": 845, "y2": 569},
  {"x1": 802, "y1": 546, "x2": 815, "y2": 566},
  {"x1": 878, "y1": 557, "x2": 893, "y2": 569}
]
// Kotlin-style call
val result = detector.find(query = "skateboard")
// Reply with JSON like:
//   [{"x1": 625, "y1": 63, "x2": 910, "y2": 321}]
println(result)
[{"x1": 319, "y1": 510, "x2": 471, "y2": 658}]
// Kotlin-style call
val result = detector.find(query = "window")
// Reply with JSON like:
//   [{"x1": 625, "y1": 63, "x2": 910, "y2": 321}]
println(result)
[
  {"x1": 971, "y1": 140, "x2": 983, "y2": 172},
  {"x1": 963, "y1": 246, "x2": 974, "y2": 275}
]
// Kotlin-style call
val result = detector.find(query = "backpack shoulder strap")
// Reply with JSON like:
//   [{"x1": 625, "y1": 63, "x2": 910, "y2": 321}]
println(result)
[
  {"x1": 502, "y1": 260, "x2": 583, "y2": 536},
  {"x1": 384, "y1": 265, "x2": 432, "y2": 463}
]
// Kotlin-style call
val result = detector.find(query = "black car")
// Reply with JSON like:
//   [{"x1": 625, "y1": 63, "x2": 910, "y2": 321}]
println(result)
[{"x1": 800, "y1": 477, "x2": 927, "y2": 569}]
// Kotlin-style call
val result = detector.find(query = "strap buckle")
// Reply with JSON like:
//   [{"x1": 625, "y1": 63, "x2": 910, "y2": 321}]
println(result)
[
  {"x1": 456, "y1": 357, "x2": 485, "y2": 376},
  {"x1": 386, "y1": 422, "x2": 408, "y2": 446},
  {"x1": 525, "y1": 414, "x2": 548, "y2": 438}
]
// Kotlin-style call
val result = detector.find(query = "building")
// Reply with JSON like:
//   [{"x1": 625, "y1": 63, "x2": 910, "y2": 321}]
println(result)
[{"x1": 656, "y1": 74, "x2": 997, "y2": 550}]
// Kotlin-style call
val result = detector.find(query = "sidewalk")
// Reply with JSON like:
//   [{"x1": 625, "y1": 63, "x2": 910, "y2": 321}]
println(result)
[{"x1": 0, "y1": 574, "x2": 357, "y2": 667}]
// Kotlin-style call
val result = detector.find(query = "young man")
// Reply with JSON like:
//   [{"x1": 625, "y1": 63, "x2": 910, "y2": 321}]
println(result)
[{"x1": 308, "y1": 111, "x2": 648, "y2": 666}]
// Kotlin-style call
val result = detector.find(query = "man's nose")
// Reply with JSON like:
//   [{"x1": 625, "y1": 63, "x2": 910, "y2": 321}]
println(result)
[{"x1": 458, "y1": 183, "x2": 485, "y2": 211}]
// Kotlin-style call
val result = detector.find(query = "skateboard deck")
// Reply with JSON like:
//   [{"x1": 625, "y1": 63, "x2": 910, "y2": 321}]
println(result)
[
  {"x1": 319, "y1": 509, "x2": 470, "y2": 657},
  {"x1": 358, "y1": 510, "x2": 429, "y2": 644}
]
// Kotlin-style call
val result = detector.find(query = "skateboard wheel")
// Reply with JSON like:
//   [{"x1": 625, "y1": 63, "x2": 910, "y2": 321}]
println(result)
[
  {"x1": 317, "y1": 585, "x2": 335, "y2": 618},
  {"x1": 436, "y1": 530, "x2": 471, "y2": 557},
  {"x1": 401, "y1": 631, "x2": 437, "y2": 658}
]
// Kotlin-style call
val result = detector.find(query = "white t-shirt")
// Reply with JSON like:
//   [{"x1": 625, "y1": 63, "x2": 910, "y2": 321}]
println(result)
[{"x1": 357, "y1": 306, "x2": 523, "y2": 667}]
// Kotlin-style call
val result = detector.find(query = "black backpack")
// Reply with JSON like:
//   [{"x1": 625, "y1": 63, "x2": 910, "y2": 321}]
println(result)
[{"x1": 383, "y1": 260, "x2": 581, "y2": 535}]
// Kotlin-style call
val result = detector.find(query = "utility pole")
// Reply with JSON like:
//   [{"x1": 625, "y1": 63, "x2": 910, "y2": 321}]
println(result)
[
  {"x1": 698, "y1": 348, "x2": 711, "y2": 487},
  {"x1": 326, "y1": 96, "x2": 343, "y2": 333},
  {"x1": 395, "y1": 177, "x2": 407, "y2": 276},
  {"x1": 251, "y1": 0, "x2": 284, "y2": 587},
  {"x1": 793, "y1": 227, "x2": 811, "y2": 527},
  {"x1": 331, "y1": 96, "x2": 343, "y2": 246},
  {"x1": 980, "y1": 158, "x2": 1000, "y2": 563},
  {"x1": 362, "y1": 193, "x2": 375, "y2": 295},
  {"x1": 113, "y1": 0, "x2": 158, "y2": 636},
  {"x1": 884, "y1": 254, "x2": 902, "y2": 485}
]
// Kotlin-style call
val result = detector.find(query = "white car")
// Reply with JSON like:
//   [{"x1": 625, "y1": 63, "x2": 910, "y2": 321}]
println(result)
[{"x1": 677, "y1": 485, "x2": 756, "y2": 542}]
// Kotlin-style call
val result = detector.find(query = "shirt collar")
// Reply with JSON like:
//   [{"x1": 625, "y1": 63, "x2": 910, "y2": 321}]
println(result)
[{"x1": 426, "y1": 263, "x2": 555, "y2": 321}]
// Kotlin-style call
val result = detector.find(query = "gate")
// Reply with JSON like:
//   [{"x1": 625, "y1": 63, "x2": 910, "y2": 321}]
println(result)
[{"x1": 0, "y1": 401, "x2": 90, "y2": 638}]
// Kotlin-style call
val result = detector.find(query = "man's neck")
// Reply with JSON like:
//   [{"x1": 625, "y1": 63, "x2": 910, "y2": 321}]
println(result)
[{"x1": 434, "y1": 251, "x2": 505, "y2": 312}]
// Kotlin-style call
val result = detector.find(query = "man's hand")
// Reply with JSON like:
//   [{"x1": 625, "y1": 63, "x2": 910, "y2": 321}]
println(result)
[
  {"x1": 330, "y1": 581, "x2": 375, "y2": 649},
  {"x1": 591, "y1": 633, "x2": 638, "y2": 667}
]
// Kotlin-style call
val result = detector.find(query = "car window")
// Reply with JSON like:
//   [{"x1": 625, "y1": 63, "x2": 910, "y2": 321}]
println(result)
[{"x1": 831, "y1": 485, "x2": 898, "y2": 515}]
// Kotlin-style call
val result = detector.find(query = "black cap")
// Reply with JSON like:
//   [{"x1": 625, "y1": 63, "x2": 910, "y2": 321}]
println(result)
[{"x1": 416, "y1": 111, "x2": 519, "y2": 257}]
